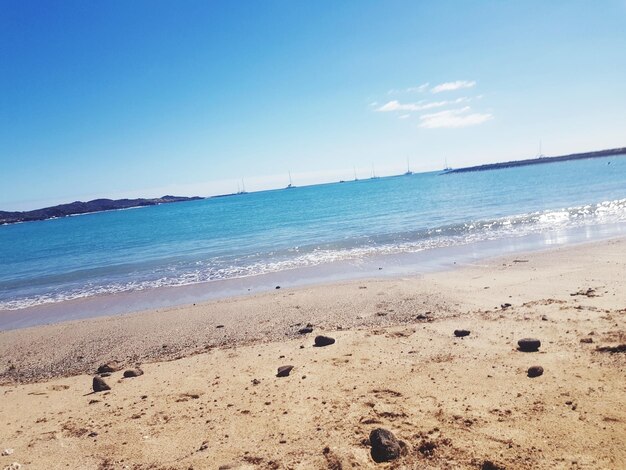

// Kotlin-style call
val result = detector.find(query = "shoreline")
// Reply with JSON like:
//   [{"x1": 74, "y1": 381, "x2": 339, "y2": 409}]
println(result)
[
  {"x1": 0, "y1": 236, "x2": 624, "y2": 468},
  {"x1": 3, "y1": 221, "x2": 626, "y2": 331},
  {"x1": 1, "y1": 236, "x2": 624, "y2": 384}
]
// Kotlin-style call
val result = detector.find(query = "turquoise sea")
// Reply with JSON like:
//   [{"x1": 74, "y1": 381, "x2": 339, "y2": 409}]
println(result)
[{"x1": 1, "y1": 155, "x2": 626, "y2": 327}]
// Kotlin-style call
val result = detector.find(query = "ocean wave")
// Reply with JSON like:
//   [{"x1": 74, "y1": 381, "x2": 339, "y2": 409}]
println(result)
[{"x1": 2, "y1": 198, "x2": 625, "y2": 311}]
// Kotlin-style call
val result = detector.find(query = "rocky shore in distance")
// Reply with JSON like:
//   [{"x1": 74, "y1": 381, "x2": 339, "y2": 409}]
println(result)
[
  {"x1": 0, "y1": 195, "x2": 204, "y2": 225},
  {"x1": 445, "y1": 146, "x2": 626, "y2": 173}
]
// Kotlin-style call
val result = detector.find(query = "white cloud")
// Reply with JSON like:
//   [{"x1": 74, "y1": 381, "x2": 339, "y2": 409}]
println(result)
[
  {"x1": 387, "y1": 82, "x2": 429, "y2": 95},
  {"x1": 398, "y1": 114, "x2": 411, "y2": 119},
  {"x1": 431, "y1": 80, "x2": 476, "y2": 93},
  {"x1": 377, "y1": 97, "x2": 469, "y2": 112},
  {"x1": 418, "y1": 107, "x2": 493, "y2": 129},
  {"x1": 407, "y1": 82, "x2": 430, "y2": 93}
]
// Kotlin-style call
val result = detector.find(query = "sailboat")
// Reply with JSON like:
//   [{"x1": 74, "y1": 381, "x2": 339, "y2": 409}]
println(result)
[
  {"x1": 370, "y1": 164, "x2": 380, "y2": 179},
  {"x1": 537, "y1": 140, "x2": 546, "y2": 158},
  {"x1": 353, "y1": 167, "x2": 359, "y2": 181},
  {"x1": 440, "y1": 157, "x2": 453, "y2": 174},
  {"x1": 404, "y1": 157, "x2": 413, "y2": 176},
  {"x1": 237, "y1": 178, "x2": 248, "y2": 195},
  {"x1": 285, "y1": 171, "x2": 295, "y2": 189}
]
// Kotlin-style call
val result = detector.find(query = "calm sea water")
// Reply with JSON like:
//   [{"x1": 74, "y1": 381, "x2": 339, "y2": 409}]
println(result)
[{"x1": 1, "y1": 155, "x2": 626, "y2": 312}]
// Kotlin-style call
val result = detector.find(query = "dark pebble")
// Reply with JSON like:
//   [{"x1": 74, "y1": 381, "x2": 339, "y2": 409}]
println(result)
[
  {"x1": 99, "y1": 372, "x2": 112, "y2": 378},
  {"x1": 123, "y1": 368, "x2": 144, "y2": 378},
  {"x1": 96, "y1": 362, "x2": 121, "y2": 374},
  {"x1": 517, "y1": 338, "x2": 541, "y2": 352},
  {"x1": 92, "y1": 376, "x2": 111, "y2": 392},
  {"x1": 454, "y1": 329, "x2": 470, "y2": 337},
  {"x1": 314, "y1": 335, "x2": 336, "y2": 347},
  {"x1": 216, "y1": 325, "x2": 224, "y2": 329},
  {"x1": 277, "y1": 365, "x2": 294, "y2": 377},
  {"x1": 275, "y1": 286, "x2": 281, "y2": 289},
  {"x1": 527, "y1": 365, "x2": 544, "y2": 378},
  {"x1": 580, "y1": 337, "x2": 593, "y2": 344},
  {"x1": 298, "y1": 326, "x2": 314, "y2": 334},
  {"x1": 482, "y1": 460, "x2": 506, "y2": 470},
  {"x1": 370, "y1": 428, "x2": 401, "y2": 462},
  {"x1": 501, "y1": 303, "x2": 512, "y2": 309}
]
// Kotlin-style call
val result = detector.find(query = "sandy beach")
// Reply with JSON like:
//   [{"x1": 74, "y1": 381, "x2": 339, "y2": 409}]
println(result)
[{"x1": 1, "y1": 238, "x2": 625, "y2": 469}]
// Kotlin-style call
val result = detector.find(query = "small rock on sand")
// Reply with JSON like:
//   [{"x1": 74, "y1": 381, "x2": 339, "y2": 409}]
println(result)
[
  {"x1": 96, "y1": 362, "x2": 121, "y2": 374},
  {"x1": 369, "y1": 428, "x2": 402, "y2": 462},
  {"x1": 3, "y1": 463, "x2": 21, "y2": 470},
  {"x1": 314, "y1": 335, "x2": 335, "y2": 347},
  {"x1": 454, "y1": 329, "x2": 470, "y2": 337},
  {"x1": 298, "y1": 326, "x2": 314, "y2": 334},
  {"x1": 527, "y1": 366, "x2": 544, "y2": 378},
  {"x1": 92, "y1": 376, "x2": 111, "y2": 392},
  {"x1": 123, "y1": 368, "x2": 144, "y2": 378},
  {"x1": 482, "y1": 460, "x2": 506, "y2": 470},
  {"x1": 517, "y1": 338, "x2": 541, "y2": 352},
  {"x1": 2, "y1": 449, "x2": 14, "y2": 456},
  {"x1": 276, "y1": 365, "x2": 294, "y2": 377},
  {"x1": 580, "y1": 337, "x2": 593, "y2": 344}
]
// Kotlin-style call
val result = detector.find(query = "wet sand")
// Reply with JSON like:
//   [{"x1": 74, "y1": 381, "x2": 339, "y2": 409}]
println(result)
[{"x1": 0, "y1": 238, "x2": 625, "y2": 469}]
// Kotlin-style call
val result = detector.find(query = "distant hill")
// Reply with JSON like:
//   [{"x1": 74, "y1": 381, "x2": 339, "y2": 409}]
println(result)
[
  {"x1": 0, "y1": 195, "x2": 204, "y2": 225},
  {"x1": 445, "y1": 147, "x2": 626, "y2": 174}
]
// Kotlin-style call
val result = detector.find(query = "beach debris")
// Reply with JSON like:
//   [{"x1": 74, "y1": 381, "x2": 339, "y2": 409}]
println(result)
[
  {"x1": 500, "y1": 303, "x2": 512, "y2": 309},
  {"x1": 88, "y1": 431, "x2": 98, "y2": 438},
  {"x1": 596, "y1": 344, "x2": 626, "y2": 353},
  {"x1": 1, "y1": 449, "x2": 14, "y2": 456},
  {"x1": 517, "y1": 338, "x2": 541, "y2": 352},
  {"x1": 123, "y1": 368, "x2": 144, "y2": 378},
  {"x1": 570, "y1": 287, "x2": 598, "y2": 297},
  {"x1": 527, "y1": 366, "x2": 544, "y2": 378},
  {"x1": 298, "y1": 324, "x2": 314, "y2": 334},
  {"x1": 216, "y1": 325, "x2": 224, "y2": 329},
  {"x1": 92, "y1": 376, "x2": 111, "y2": 392},
  {"x1": 454, "y1": 329, "x2": 470, "y2": 337},
  {"x1": 96, "y1": 361, "x2": 121, "y2": 374},
  {"x1": 276, "y1": 365, "x2": 294, "y2": 377},
  {"x1": 580, "y1": 337, "x2": 593, "y2": 344},
  {"x1": 314, "y1": 335, "x2": 336, "y2": 347},
  {"x1": 369, "y1": 428, "x2": 403, "y2": 462}
]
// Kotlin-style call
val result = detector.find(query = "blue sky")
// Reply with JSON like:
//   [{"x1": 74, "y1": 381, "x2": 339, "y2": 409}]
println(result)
[{"x1": 1, "y1": 1, "x2": 625, "y2": 210}]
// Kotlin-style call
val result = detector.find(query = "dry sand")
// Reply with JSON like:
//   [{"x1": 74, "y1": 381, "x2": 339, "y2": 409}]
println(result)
[{"x1": 0, "y1": 238, "x2": 625, "y2": 469}]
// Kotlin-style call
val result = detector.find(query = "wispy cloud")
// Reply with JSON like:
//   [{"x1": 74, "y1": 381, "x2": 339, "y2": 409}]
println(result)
[
  {"x1": 431, "y1": 80, "x2": 476, "y2": 93},
  {"x1": 398, "y1": 114, "x2": 411, "y2": 119},
  {"x1": 418, "y1": 106, "x2": 493, "y2": 128},
  {"x1": 377, "y1": 97, "x2": 469, "y2": 112},
  {"x1": 387, "y1": 82, "x2": 429, "y2": 95},
  {"x1": 407, "y1": 82, "x2": 430, "y2": 93}
]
